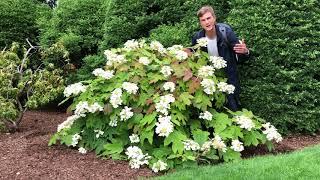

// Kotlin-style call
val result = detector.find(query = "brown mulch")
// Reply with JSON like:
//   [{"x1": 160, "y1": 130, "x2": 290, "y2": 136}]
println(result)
[{"x1": 1, "y1": 110, "x2": 320, "y2": 180}]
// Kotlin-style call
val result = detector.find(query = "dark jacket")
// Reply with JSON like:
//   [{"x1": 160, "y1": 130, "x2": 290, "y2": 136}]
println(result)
[{"x1": 191, "y1": 24, "x2": 249, "y2": 110}]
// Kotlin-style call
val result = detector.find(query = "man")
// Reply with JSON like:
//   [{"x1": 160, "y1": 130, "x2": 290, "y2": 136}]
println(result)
[{"x1": 188, "y1": 6, "x2": 250, "y2": 111}]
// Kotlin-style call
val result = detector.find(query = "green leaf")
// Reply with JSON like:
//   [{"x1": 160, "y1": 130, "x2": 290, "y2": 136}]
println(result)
[
  {"x1": 48, "y1": 133, "x2": 59, "y2": 146},
  {"x1": 220, "y1": 125, "x2": 243, "y2": 139},
  {"x1": 243, "y1": 131, "x2": 260, "y2": 146},
  {"x1": 192, "y1": 129, "x2": 209, "y2": 146},
  {"x1": 193, "y1": 90, "x2": 212, "y2": 110},
  {"x1": 211, "y1": 113, "x2": 232, "y2": 133},
  {"x1": 223, "y1": 149, "x2": 241, "y2": 162},
  {"x1": 140, "y1": 112, "x2": 157, "y2": 126},
  {"x1": 140, "y1": 130, "x2": 154, "y2": 145},
  {"x1": 189, "y1": 119, "x2": 201, "y2": 131},
  {"x1": 171, "y1": 110, "x2": 187, "y2": 126},
  {"x1": 164, "y1": 130, "x2": 187, "y2": 154},
  {"x1": 178, "y1": 92, "x2": 194, "y2": 106},
  {"x1": 103, "y1": 142, "x2": 124, "y2": 155},
  {"x1": 152, "y1": 147, "x2": 172, "y2": 159}
]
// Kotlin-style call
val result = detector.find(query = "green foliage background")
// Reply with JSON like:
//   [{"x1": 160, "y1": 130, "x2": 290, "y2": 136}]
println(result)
[{"x1": 227, "y1": 0, "x2": 320, "y2": 133}]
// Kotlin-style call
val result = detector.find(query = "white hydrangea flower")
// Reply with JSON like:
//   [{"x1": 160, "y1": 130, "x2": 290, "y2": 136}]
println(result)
[
  {"x1": 198, "y1": 65, "x2": 215, "y2": 77},
  {"x1": 201, "y1": 79, "x2": 216, "y2": 95},
  {"x1": 57, "y1": 115, "x2": 80, "y2": 132},
  {"x1": 63, "y1": 82, "x2": 87, "y2": 97},
  {"x1": 209, "y1": 56, "x2": 227, "y2": 69},
  {"x1": 152, "y1": 160, "x2": 168, "y2": 173},
  {"x1": 74, "y1": 101, "x2": 90, "y2": 117},
  {"x1": 110, "y1": 88, "x2": 123, "y2": 108},
  {"x1": 88, "y1": 102, "x2": 104, "y2": 113},
  {"x1": 124, "y1": 39, "x2": 139, "y2": 50},
  {"x1": 167, "y1": 45, "x2": 183, "y2": 52},
  {"x1": 122, "y1": 82, "x2": 139, "y2": 95},
  {"x1": 217, "y1": 82, "x2": 235, "y2": 94},
  {"x1": 174, "y1": 50, "x2": 188, "y2": 61},
  {"x1": 155, "y1": 94, "x2": 175, "y2": 115},
  {"x1": 125, "y1": 146, "x2": 150, "y2": 169},
  {"x1": 92, "y1": 68, "x2": 114, "y2": 79},
  {"x1": 109, "y1": 117, "x2": 118, "y2": 127},
  {"x1": 129, "y1": 134, "x2": 140, "y2": 143},
  {"x1": 199, "y1": 111, "x2": 213, "y2": 121},
  {"x1": 155, "y1": 115, "x2": 174, "y2": 137},
  {"x1": 71, "y1": 133, "x2": 81, "y2": 147},
  {"x1": 78, "y1": 147, "x2": 87, "y2": 154},
  {"x1": 139, "y1": 39, "x2": 146, "y2": 48},
  {"x1": 150, "y1": 41, "x2": 166, "y2": 54},
  {"x1": 120, "y1": 106, "x2": 134, "y2": 121},
  {"x1": 212, "y1": 135, "x2": 227, "y2": 152},
  {"x1": 160, "y1": 66, "x2": 173, "y2": 78},
  {"x1": 138, "y1": 57, "x2": 150, "y2": 65},
  {"x1": 196, "y1": 37, "x2": 208, "y2": 47},
  {"x1": 183, "y1": 140, "x2": 200, "y2": 151},
  {"x1": 163, "y1": 82, "x2": 175, "y2": 92},
  {"x1": 94, "y1": 129, "x2": 104, "y2": 138},
  {"x1": 104, "y1": 50, "x2": 127, "y2": 66},
  {"x1": 200, "y1": 141, "x2": 212, "y2": 152},
  {"x1": 262, "y1": 123, "x2": 283, "y2": 143},
  {"x1": 231, "y1": 139, "x2": 244, "y2": 152},
  {"x1": 235, "y1": 115, "x2": 255, "y2": 131}
]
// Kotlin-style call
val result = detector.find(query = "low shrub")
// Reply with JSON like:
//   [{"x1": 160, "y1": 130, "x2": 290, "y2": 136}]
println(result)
[{"x1": 50, "y1": 40, "x2": 282, "y2": 172}]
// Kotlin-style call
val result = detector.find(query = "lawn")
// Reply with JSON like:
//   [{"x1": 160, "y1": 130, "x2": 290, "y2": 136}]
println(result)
[{"x1": 155, "y1": 144, "x2": 320, "y2": 180}]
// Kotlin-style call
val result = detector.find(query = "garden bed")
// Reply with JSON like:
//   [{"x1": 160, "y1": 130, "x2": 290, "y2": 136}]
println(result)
[{"x1": 0, "y1": 110, "x2": 319, "y2": 179}]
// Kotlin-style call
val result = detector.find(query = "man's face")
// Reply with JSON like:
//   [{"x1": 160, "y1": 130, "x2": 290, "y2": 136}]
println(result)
[{"x1": 199, "y1": 12, "x2": 216, "y2": 32}]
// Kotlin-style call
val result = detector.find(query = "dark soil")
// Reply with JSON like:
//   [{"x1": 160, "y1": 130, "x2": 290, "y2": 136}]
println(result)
[{"x1": 1, "y1": 110, "x2": 320, "y2": 179}]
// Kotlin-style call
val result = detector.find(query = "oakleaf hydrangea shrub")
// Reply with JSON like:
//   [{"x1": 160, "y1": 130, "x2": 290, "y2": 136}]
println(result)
[{"x1": 50, "y1": 39, "x2": 282, "y2": 172}]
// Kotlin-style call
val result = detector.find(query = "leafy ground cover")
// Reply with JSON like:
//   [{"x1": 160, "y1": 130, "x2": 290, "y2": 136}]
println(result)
[{"x1": 0, "y1": 110, "x2": 319, "y2": 179}]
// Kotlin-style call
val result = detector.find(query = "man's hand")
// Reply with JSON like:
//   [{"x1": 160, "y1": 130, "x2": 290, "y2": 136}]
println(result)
[
  {"x1": 183, "y1": 48, "x2": 193, "y2": 57},
  {"x1": 233, "y1": 39, "x2": 249, "y2": 54}
]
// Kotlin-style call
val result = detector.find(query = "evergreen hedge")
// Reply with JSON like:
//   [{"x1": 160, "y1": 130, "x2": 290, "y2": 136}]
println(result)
[
  {"x1": 0, "y1": 0, "x2": 40, "y2": 48},
  {"x1": 227, "y1": 0, "x2": 320, "y2": 133}
]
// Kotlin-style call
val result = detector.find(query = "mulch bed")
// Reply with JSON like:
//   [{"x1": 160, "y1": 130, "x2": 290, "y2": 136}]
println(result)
[{"x1": 1, "y1": 110, "x2": 319, "y2": 179}]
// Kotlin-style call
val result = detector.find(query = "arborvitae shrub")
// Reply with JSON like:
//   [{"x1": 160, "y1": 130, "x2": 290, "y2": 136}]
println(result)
[
  {"x1": 0, "y1": 0, "x2": 40, "y2": 48},
  {"x1": 227, "y1": 0, "x2": 320, "y2": 133}
]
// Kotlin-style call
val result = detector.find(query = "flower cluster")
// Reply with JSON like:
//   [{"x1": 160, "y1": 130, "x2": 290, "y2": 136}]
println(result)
[
  {"x1": 212, "y1": 135, "x2": 227, "y2": 152},
  {"x1": 78, "y1": 147, "x2": 87, "y2": 154},
  {"x1": 209, "y1": 56, "x2": 227, "y2": 69},
  {"x1": 74, "y1": 101, "x2": 104, "y2": 117},
  {"x1": 155, "y1": 94, "x2": 175, "y2": 115},
  {"x1": 196, "y1": 37, "x2": 209, "y2": 47},
  {"x1": 109, "y1": 117, "x2": 118, "y2": 127},
  {"x1": 160, "y1": 66, "x2": 173, "y2": 78},
  {"x1": 71, "y1": 133, "x2": 81, "y2": 147},
  {"x1": 120, "y1": 106, "x2": 134, "y2": 121},
  {"x1": 63, "y1": 82, "x2": 87, "y2": 97},
  {"x1": 124, "y1": 39, "x2": 139, "y2": 51},
  {"x1": 217, "y1": 82, "x2": 235, "y2": 94},
  {"x1": 201, "y1": 79, "x2": 216, "y2": 95},
  {"x1": 94, "y1": 129, "x2": 104, "y2": 138},
  {"x1": 163, "y1": 82, "x2": 175, "y2": 92},
  {"x1": 57, "y1": 115, "x2": 80, "y2": 132},
  {"x1": 230, "y1": 139, "x2": 244, "y2": 152},
  {"x1": 122, "y1": 82, "x2": 139, "y2": 95},
  {"x1": 152, "y1": 160, "x2": 168, "y2": 173},
  {"x1": 262, "y1": 123, "x2": 283, "y2": 142},
  {"x1": 235, "y1": 115, "x2": 255, "y2": 131},
  {"x1": 174, "y1": 50, "x2": 188, "y2": 61},
  {"x1": 129, "y1": 134, "x2": 140, "y2": 143},
  {"x1": 125, "y1": 146, "x2": 150, "y2": 169},
  {"x1": 138, "y1": 57, "x2": 150, "y2": 65},
  {"x1": 104, "y1": 50, "x2": 127, "y2": 66},
  {"x1": 199, "y1": 111, "x2": 213, "y2": 121},
  {"x1": 110, "y1": 88, "x2": 123, "y2": 108},
  {"x1": 198, "y1": 65, "x2": 215, "y2": 78},
  {"x1": 155, "y1": 115, "x2": 174, "y2": 137},
  {"x1": 150, "y1": 41, "x2": 166, "y2": 54},
  {"x1": 92, "y1": 68, "x2": 114, "y2": 79},
  {"x1": 183, "y1": 140, "x2": 200, "y2": 151}
]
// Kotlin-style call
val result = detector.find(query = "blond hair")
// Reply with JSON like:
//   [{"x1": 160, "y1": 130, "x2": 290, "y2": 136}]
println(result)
[{"x1": 197, "y1": 6, "x2": 216, "y2": 18}]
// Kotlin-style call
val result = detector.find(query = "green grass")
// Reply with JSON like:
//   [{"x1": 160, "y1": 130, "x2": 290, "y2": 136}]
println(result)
[{"x1": 154, "y1": 145, "x2": 320, "y2": 180}]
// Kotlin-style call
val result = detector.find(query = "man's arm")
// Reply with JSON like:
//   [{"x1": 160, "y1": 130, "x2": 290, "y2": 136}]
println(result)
[{"x1": 226, "y1": 28, "x2": 250, "y2": 63}]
